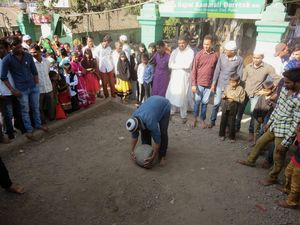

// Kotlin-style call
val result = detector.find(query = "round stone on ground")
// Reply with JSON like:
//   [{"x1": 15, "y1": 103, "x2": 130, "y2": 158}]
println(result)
[{"x1": 134, "y1": 144, "x2": 153, "y2": 167}]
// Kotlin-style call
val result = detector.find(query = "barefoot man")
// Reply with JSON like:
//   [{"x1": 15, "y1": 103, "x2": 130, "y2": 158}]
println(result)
[
  {"x1": 126, "y1": 96, "x2": 171, "y2": 167},
  {"x1": 0, "y1": 156, "x2": 25, "y2": 194}
]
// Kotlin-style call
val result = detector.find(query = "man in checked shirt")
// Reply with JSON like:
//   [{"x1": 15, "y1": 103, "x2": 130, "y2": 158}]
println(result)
[{"x1": 238, "y1": 68, "x2": 300, "y2": 186}]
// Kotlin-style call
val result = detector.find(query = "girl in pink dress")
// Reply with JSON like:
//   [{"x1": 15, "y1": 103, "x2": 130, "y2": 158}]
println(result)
[
  {"x1": 70, "y1": 52, "x2": 90, "y2": 108},
  {"x1": 81, "y1": 49, "x2": 100, "y2": 104}
]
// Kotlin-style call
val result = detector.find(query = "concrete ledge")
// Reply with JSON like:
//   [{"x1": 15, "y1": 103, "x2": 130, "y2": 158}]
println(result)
[{"x1": 0, "y1": 98, "x2": 111, "y2": 156}]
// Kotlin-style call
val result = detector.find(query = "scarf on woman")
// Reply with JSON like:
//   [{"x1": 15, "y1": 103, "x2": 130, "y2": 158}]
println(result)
[
  {"x1": 117, "y1": 52, "x2": 130, "y2": 81},
  {"x1": 81, "y1": 57, "x2": 96, "y2": 70}
]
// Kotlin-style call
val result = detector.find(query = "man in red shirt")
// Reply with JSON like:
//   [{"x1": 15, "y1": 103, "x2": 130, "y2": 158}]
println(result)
[{"x1": 191, "y1": 35, "x2": 218, "y2": 128}]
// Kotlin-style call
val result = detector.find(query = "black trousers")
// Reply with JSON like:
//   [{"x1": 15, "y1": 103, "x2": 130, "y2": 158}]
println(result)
[
  {"x1": 40, "y1": 91, "x2": 55, "y2": 124},
  {"x1": 140, "y1": 109, "x2": 170, "y2": 157},
  {"x1": 219, "y1": 101, "x2": 238, "y2": 140},
  {"x1": 0, "y1": 157, "x2": 12, "y2": 189}
]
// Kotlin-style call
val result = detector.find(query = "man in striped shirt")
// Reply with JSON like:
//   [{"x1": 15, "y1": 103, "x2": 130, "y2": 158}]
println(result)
[{"x1": 238, "y1": 68, "x2": 300, "y2": 186}]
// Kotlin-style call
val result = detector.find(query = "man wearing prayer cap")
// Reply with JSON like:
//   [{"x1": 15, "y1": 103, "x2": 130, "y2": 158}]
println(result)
[
  {"x1": 119, "y1": 34, "x2": 131, "y2": 61},
  {"x1": 22, "y1": 35, "x2": 32, "y2": 51},
  {"x1": 236, "y1": 49, "x2": 281, "y2": 142},
  {"x1": 208, "y1": 40, "x2": 243, "y2": 128},
  {"x1": 126, "y1": 96, "x2": 171, "y2": 167}
]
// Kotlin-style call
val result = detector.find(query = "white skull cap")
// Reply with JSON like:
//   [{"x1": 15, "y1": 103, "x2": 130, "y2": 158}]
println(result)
[
  {"x1": 119, "y1": 35, "x2": 128, "y2": 42},
  {"x1": 126, "y1": 117, "x2": 138, "y2": 132},
  {"x1": 224, "y1": 40, "x2": 237, "y2": 51}
]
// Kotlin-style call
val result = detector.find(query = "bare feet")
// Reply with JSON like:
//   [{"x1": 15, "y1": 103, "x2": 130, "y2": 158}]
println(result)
[
  {"x1": 0, "y1": 137, "x2": 11, "y2": 144},
  {"x1": 207, "y1": 123, "x2": 214, "y2": 128},
  {"x1": 181, "y1": 118, "x2": 187, "y2": 124},
  {"x1": 6, "y1": 183, "x2": 25, "y2": 194},
  {"x1": 39, "y1": 126, "x2": 48, "y2": 132},
  {"x1": 236, "y1": 160, "x2": 255, "y2": 167},
  {"x1": 159, "y1": 157, "x2": 166, "y2": 166},
  {"x1": 199, "y1": 119, "x2": 207, "y2": 129},
  {"x1": 275, "y1": 185, "x2": 288, "y2": 194},
  {"x1": 219, "y1": 136, "x2": 225, "y2": 141},
  {"x1": 276, "y1": 199, "x2": 297, "y2": 209},
  {"x1": 248, "y1": 133, "x2": 254, "y2": 142},
  {"x1": 25, "y1": 132, "x2": 36, "y2": 141},
  {"x1": 190, "y1": 119, "x2": 197, "y2": 128},
  {"x1": 258, "y1": 178, "x2": 277, "y2": 186},
  {"x1": 261, "y1": 160, "x2": 272, "y2": 169}
]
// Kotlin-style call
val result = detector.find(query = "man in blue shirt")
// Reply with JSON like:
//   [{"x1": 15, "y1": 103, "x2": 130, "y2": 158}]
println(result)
[
  {"x1": 1, "y1": 36, "x2": 47, "y2": 140},
  {"x1": 126, "y1": 96, "x2": 171, "y2": 167}
]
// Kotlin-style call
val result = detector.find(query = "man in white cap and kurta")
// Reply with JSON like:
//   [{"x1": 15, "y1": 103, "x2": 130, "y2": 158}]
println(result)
[
  {"x1": 119, "y1": 35, "x2": 131, "y2": 61},
  {"x1": 208, "y1": 40, "x2": 243, "y2": 128},
  {"x1": 236, "y1": 50, "x2": 281, "y2": 142},
  {"x1": 22, "y1": 35, "x2": 32, "y2": 52}
]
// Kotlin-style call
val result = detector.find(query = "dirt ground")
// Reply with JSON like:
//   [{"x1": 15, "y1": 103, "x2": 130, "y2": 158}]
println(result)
[{"x1": 0, "y1": 101, "x2": 299, "y2": 225}]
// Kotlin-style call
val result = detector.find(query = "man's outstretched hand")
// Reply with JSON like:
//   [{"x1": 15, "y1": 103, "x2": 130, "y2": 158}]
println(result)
[{"x1": 144, "y1": 155, "x2": 155, "y2": 168}]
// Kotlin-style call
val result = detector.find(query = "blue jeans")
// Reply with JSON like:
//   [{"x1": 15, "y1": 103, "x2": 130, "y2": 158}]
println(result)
[
  {"x1": 210, "y1": 86, "x2": 222, "y2": 126},
  {"x1": 236, "y1": 95, "x2": 259, "y2": 133},
  {"x1": 193, "y1": 85, "x2": 211, "y2": 120},
  {"x1": 18, "y1": 85, "x2": 42, "y2": 132}
]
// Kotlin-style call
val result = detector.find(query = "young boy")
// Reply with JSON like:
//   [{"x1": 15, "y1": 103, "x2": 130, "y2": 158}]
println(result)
[
  {"x1": 137, "y1": 54, "x2": 154, "y2": 104},
  {"x1": 276, "y1": 125, "x2": 300, "y2": 209},
  {"x1": 63, "y1": 63, "x2": 79, "y2": 112},
  {"x1": 252, "y1": 80, "x2": 276, "y2": 144},
  {"x1": 219, "y1": 74, "x2": 245, "y2": 142}
]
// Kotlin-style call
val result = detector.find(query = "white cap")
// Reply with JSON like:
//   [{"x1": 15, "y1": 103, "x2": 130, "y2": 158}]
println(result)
[
  {"x1": 126, "y1": 117, "x2": 138, "y2": 132},
  {"x1": 253, "y1": 48, "x2": 264, "y2": 57},
  {"x1": 119, "y1": 35, "x2": 128, "y2": 42},
  {"x1": 23, "y1": 35, "x2": 32, "y2": 41},
  {"x1": 224, "y1": 41, "x2": 237, "y2": 51}
]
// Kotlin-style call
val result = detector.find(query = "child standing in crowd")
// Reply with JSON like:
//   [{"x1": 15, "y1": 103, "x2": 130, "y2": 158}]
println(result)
[
  {"x1": 276, "y1": 125, "x2": 300, "y2": 209},
  {"x1": 64, "y1": 63, "x2": 79, "y2": 112},
  {"x1": 148, "y1": 42, "x2": 157, "y2": 65},
  {"x1": 115, "y1": 51, "x2": 132, "y2": 103},
  {"x1": 56, "y1": 71, "x2": 72, "y2": 112},
  {"x1": 81, "y1": 48, "x2": 100, "y2": 104},
  {"x1": 72, "y1": 38, "x2": 83, "y2": 61},
  {"x1": 252, "y1": 80, "x2": 276, "y2": 144},
  {"x1": 137, "y1": 54, "x2": 146, "y2": 105},
  {"x1": 137, "y1": 54, "x2": 154, "y2": 104},
  {"x1": 70, "y1": 52, "x2": 89, "y2": 108},
  {"x1": 136, "y1": 43, "x2": 148, "y2": 67},
  {"x1": 58, "y1": 48, "x2": 70, "y2": 69},
  {"x1": 219, "y1": 74, "x2": 245, "y2": 142}
]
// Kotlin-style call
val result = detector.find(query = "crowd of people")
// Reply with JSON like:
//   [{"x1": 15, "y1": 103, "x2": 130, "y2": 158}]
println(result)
[{"x1": 0, "y1": 31, "x2": 300, "y2": 208}]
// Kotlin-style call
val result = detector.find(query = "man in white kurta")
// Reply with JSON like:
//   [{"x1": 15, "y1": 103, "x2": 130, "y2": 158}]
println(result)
[{"x1": 165, "y1": 36, "x2": 194, "y2": 123}]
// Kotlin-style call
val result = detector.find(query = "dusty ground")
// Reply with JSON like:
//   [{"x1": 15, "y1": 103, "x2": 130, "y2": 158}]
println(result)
[{"x1": 0, "y1": 101, "x2": 299, "y2": 225}]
